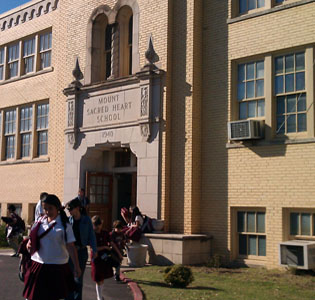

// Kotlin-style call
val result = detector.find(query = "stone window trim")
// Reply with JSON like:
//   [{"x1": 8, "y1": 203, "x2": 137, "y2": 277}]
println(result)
[
  {"x1": 231, "y1": 207, "x2": 267, "y2": 261},
  {"x1": 85, "y1": 0, "x2": 140, "y2": 85},
  {"x1": 228, "y1": 0, "x2": 315, "y2": 23},
  {"x1": 0, "y1": 28, "x2": 52, "y2": 83},
  {"x1": 0, "y1": 100, "x2": 50, "y2": 162},
  {"x1": 230, "y1": 45, "x2": 314, "y2": 142}
]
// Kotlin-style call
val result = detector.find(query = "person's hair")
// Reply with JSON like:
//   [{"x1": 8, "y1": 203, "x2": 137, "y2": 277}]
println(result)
[
  {"x1": 131, "y1": 206, "x2": 142, "y2": 223},
  {"x1": 67, "y1": 198, "x2": 87, "y2": 215},
  {"x1": 43, "y1": 194, "x2": 69, "y2": 242},
  {"x1": 8, "y1": 204, "x2": 16, "y2": 212},
  {"x1": 92, "y1": 215, "x2": 102, "y2": 226},
  {"x1": 113, "y1": 220, "x2": 123, "y2": 229},
  {"x1": 79, "y1": 188, "x2": 85, "y2": 193},
  {"x1": 40, "y1": 192, "x2": 48, "y2": 201}
]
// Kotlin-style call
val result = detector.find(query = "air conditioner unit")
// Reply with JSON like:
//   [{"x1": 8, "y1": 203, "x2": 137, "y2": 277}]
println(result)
[
  {"x1": 228, "y1": 120, "x2": 264, "y2": 141},
  {"x1": 279, "y1": 240, "x2": 315, "y2": 270}
]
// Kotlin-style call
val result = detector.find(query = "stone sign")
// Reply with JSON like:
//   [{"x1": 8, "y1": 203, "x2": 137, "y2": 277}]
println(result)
[{"x1": 83, "y1": 89, "x2": 140, "y2": 128}]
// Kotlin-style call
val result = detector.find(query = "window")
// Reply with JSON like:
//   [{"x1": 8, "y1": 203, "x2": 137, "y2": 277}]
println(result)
[
  {"x1": 20, "y1": 106, "x2": 32, "y2": 157},
  {"x1": 36, "y1": 103, "x2": 49, "y2": 156},
  {"x1": 237, "y1": 211, "x2": 266, "y2": 256},
  {"x1": 275, "y1": 0, "x2": 284, "y2": 3},
  {"x1": 237, "y1": 61, "x2": 265, "y2": 119},
  {"x1": 8, "y1": 43, "x2": 19, "y2": 78},
  {"x1": 39, "y1": 32, "x2": 52, "y2": 70},
  {"x1": 275, "y1": 52, "x2": 306, "y2": 134},
  {"x1": 105, "y1": 24, "x2": 113, "y2": 79},
  {"x1": 128, "y1": 15, "x2": 133, "y2": 75},
  {"x1": 4, "y1": 109, "x2": 16, "y2": 159},
  {"x1": 290, "y1": 212, "x2": 315, "y2": 237},
  {"x1": 239, "y1": 0, "x2": 265, "y2": 14},
  {"x1": 0, "y1": 48, "x2": 4, "y2": 80},
  {"x1": 23, "y1": 38, "x2": 35, "y2": 74}
]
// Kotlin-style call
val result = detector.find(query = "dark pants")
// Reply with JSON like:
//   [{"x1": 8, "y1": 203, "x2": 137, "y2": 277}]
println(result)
[{"x1": 65, "y1": 247, "x2": 88, "y2": 300}]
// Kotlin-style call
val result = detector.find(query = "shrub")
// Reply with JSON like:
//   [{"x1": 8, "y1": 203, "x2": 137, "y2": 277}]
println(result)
[
  {"x1": 207, "y1": 254, "x2": 223, "y2": 268},
  {"x1": 163, "y1": 265, "x2": 194, "y2": 288},
  {"x1": 0, "y1": 224, "x2": 9, "y2": 247}
]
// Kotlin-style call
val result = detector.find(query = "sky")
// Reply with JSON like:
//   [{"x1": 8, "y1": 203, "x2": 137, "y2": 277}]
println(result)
[{"x1": 0, "y1": 0, "x2": 30, "y2": 14}]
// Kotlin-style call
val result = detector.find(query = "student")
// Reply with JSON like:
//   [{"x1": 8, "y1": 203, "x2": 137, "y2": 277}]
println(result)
[
  {"x1": 124, "y1": 206, "x2": 144, "y2": 243},
  {"x1": 65, "y1": 198, "x2": 97, "y2": 300},
  {"x1": 91, "y1": 215, "x2": 121, "y2": 300},
  {"x1": 76, "y1": 188, "x2": 90, "y2": 211},
  {"x1": 110, "y1": 220, "x2": 126, "y2": 282},
  {"x1": 23, "y1": 194, "x2": 81, "y2": 300},
  {"x1": 34, "y1": 192, "x2": 48, "y2": 222}
]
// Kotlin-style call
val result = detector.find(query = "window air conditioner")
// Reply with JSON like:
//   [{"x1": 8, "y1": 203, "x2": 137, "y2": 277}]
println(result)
[
  {"x1": 279, "y1": 240, "x2": 315, "y2": 270},
  {"x1": 228, "y1": 120, "x2": 264, "y2": 141}
]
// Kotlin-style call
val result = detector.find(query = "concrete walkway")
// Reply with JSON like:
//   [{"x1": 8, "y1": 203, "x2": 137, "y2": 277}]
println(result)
[{"x1": 0, "y1": 250, "x2": 134, "y2": 300}]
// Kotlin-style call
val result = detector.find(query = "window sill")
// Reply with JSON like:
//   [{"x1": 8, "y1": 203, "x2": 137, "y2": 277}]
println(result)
[
  {"x1": 0, "y1": 67, "x2": 54, "y2": 86},
  {"x1": 228, "y1": 0, "x2": 315, "y2": 24},
  {"x1": 226, "y1": 137, "x2": 315, "y2": 149},
  {"x1": 0, "y1": 156, "x2": 50, "y2": 165}
]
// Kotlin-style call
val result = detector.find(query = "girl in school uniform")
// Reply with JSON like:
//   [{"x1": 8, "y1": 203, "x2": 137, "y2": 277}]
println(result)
[
  {"x1": 91, "y1": 215, "x2": 123, "y2": 300},
  {"x1": 23, "y1": 194, "x2": 81, "y2": 300}
]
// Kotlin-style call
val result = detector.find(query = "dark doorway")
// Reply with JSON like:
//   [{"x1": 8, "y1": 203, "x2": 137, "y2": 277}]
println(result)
[{"x1": 116, "y1": 173, "x2": 132, "y2": 222}]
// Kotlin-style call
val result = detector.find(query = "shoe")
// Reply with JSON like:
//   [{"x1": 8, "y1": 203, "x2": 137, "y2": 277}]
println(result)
[{"x1": 11, "y1": 253, "x2": 19, "y2": 257}]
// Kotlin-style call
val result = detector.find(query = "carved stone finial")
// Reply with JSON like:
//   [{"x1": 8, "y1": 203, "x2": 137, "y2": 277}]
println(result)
[
  {"x1": 69, "y1": 57, "x2": 83, "y2": 88},
  {"x1": 143, "y1": 35, "x2": 159, "y2": 70}
]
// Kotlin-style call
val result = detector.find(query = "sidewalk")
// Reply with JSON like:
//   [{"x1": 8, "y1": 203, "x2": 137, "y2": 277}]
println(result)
[{"x1": 0, "y1": 249, "x2": 135, "y2": 300}]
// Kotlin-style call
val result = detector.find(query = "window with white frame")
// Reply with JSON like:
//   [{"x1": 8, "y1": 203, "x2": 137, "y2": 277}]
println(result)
[
  {"x1": 290, "y1": 212, "x2": 315, "y2": 237},
  {"x1": 23, "y1": 38, "x2": 35, "y2": 74},
  {"x1": 237, "y1": 60, "x2": 265, "y2": 119},
  {"x1": 8, "y1": 43, "x2": 19, "y2": 79},
  {"x1": 39, "y1": 32, "x2": 52, "y2": 70},
  {"x1": 237, "y1": 211, "x2": 266, "y2": 257},
  {"x1": 0, "y1": 48, "x2": 4, "y2": 80},
  {"x1": 36, "y1": 103, "x2": 49, "y2": 156},
  {"x1": 20, "y1": 106, "x2": 32, "y2": 157},
  {"x1": 4, "y1": 109, "x2": 16, "y2": 159},
  {"x1": 239, "y1": 0, "x2": 265, "y2": 14},
  {"x1": 275, "y1": 52, "x2": 306, "y2": 134}
]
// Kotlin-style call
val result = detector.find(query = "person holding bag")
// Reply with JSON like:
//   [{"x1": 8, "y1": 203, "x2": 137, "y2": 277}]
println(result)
[{"x1": 23, "y1": 194, "x2": 81, "y2": 300}]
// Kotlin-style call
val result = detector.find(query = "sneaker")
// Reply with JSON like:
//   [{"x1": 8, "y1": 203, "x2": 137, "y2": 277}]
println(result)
[{"x1": 11, "y1": 253, "x2": 19, "y2": 257}]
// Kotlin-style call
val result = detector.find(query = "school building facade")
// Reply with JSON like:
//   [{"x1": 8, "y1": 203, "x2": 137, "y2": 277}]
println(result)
[{"x1": 0, "y1": 0, "x2": 315, "y2": 268}]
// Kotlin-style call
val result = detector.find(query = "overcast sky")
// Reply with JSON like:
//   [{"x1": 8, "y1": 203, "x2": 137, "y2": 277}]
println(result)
[{"x1": 0, "y1": 0, "x2": 30, "y2": 14}]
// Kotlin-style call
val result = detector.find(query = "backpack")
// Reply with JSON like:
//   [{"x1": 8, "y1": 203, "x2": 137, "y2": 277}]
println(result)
[{"x1": 15, "y1": 214, "x2": 26, "y2": 233}]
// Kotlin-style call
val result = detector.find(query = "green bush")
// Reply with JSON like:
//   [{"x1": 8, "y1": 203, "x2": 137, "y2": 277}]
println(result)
[
  {"x1": 0, "y1": 224, "x2": 9, "y2": 247},
  {"x1": 163, "y1": 265, "x2": 194, "y2": 288},
  {"x1": 206, "y1": 254, "x2": 223, "y2": 268}
]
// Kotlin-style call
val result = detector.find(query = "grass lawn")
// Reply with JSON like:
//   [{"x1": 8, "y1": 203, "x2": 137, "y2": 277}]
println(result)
[{"x1": 125, "y1": 266, "x2": 315, "y2": 300}]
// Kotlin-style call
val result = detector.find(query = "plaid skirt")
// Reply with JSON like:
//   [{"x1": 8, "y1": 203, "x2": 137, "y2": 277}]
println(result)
[{"x1": 23, "y1": 260, "x2": 75, "y2": 300}]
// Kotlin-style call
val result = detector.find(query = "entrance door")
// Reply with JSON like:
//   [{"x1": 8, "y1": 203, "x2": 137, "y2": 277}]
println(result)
[{"x1": 86, "y1": 171, "x2": 112, "y2": 230}]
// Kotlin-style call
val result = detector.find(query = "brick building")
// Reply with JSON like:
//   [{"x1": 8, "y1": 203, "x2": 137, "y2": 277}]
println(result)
[{"x1": 0, "y1": 0, "x2": 315, "y2": 268}]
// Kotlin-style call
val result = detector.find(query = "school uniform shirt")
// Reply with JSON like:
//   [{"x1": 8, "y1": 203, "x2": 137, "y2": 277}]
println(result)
[
  {"x1": 135, "y1": 215, "x2": 144, "y2": 227},
  {"x1": 31, "y1": 215, "x2": 75, "y2": 265},
  {"x1": 34, "y1": 200, "x2": 44, "y2": 222}
]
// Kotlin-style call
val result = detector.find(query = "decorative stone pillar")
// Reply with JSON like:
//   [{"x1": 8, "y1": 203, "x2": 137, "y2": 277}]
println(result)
[{"x1": 109, "y1": 23, "x2": 119, "y2": 79}]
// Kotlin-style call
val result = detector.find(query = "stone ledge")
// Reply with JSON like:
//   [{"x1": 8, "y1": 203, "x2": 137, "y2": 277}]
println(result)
[{"x1": 143, "y1": 233, "x2": 213, "y2": 241}]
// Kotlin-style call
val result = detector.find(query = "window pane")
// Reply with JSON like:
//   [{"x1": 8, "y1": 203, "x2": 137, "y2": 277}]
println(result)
[
  {"x1": 237, "y1": 83, "x2": 245, "y2": 101},
  {"x1": 257, "y1": 212, "x2": 265, "y2": 233},
  {"x1": 276, "y1": 116, "x2": 285, "y2": 134},
  {"x1": 285, "y1": 54, "x2": 294, "y2": 73},
  {"x1": 256, "y1": 61, "x2": 264, "y2": 78},
  {"x1": 256, "y1": 79, "x2": 264, "y2": 97},
  {"x1": 258, "y1": 236, "x2": 266, "y2": 256},
  {"x1": 301, "y1": 214, "x2": 311, "y2": 236},
  {"x1": 246, "y1": 81, "x2": 254, "y2": 98},
  {"x1": 297, "y1": 93, "x2": 306, "y2": 111},
  {"x1": 257, "y1": 0, "x2": 265, "y2": 8},
  {"x1": 238, "y1": 64, "x2": 245, "y2": 82},
  {"x1": 287, "y1": 95, "x2": 296, "y2": 113},
  {"x1": 239, "y1": 0, "x2": 247, "y2": 13},
  {"x1": 248, "y1": 235, "x2": 257, "y2": 255},
  {"x1": 295, "y1": 53, "x2": 305, "y2": 71},
  {"x1": 296, "y1": 72, "x2": 305, "y2": 91},
  {"x1": 257, "y1": 100, "x2": 265, "y2": 117},
  {"x1": 287, "y1": 114, "x2": 296, "y2": 133},
  {"x1": 275, "y1": 56, "x2": 283, "y2": 74},
  {"x1": 285, "y1": 74, "x2": 294, "y2": 93},
  {"x1": 248, "y1": 0, "x2": 256, "y2": 10},
  {"x1": 246, "y1": 63, "x2": 255, "y2": 80},
  {"x1": 290, "y1": 213, "x2": 299, "y2": 235},
  {"x1": 239, "y1": 102, "x2": 247, "y2": 119},
  {"x1": 0, "y1": 48, "x2": 4, "y2": 64},
  {"x1": 248, "y1": 101, "x2": 256, "y2": 118},
  {"x1": 297, "y1": 114, "x2": 306, "y2": 132},
  {"x1": 238, "y1": 212, "x2": 245, "y2": 232},
  {"x1": 239, "y1": 234, "x2": 247, "y2": 255},
  {"x1": 247, "y1": 212, "x2": 255, "y2": 232},
  {"x1": 275, "y1": 76, "x2": 283, "y2": 94},
  {"x1": 277, "y1": 96, "x2": 285, "y2": 114}
]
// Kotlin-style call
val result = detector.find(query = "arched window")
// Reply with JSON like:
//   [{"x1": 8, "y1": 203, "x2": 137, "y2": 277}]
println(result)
[{"x1": 117, "y1": 6, "x2": 133, "y2": 77}]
